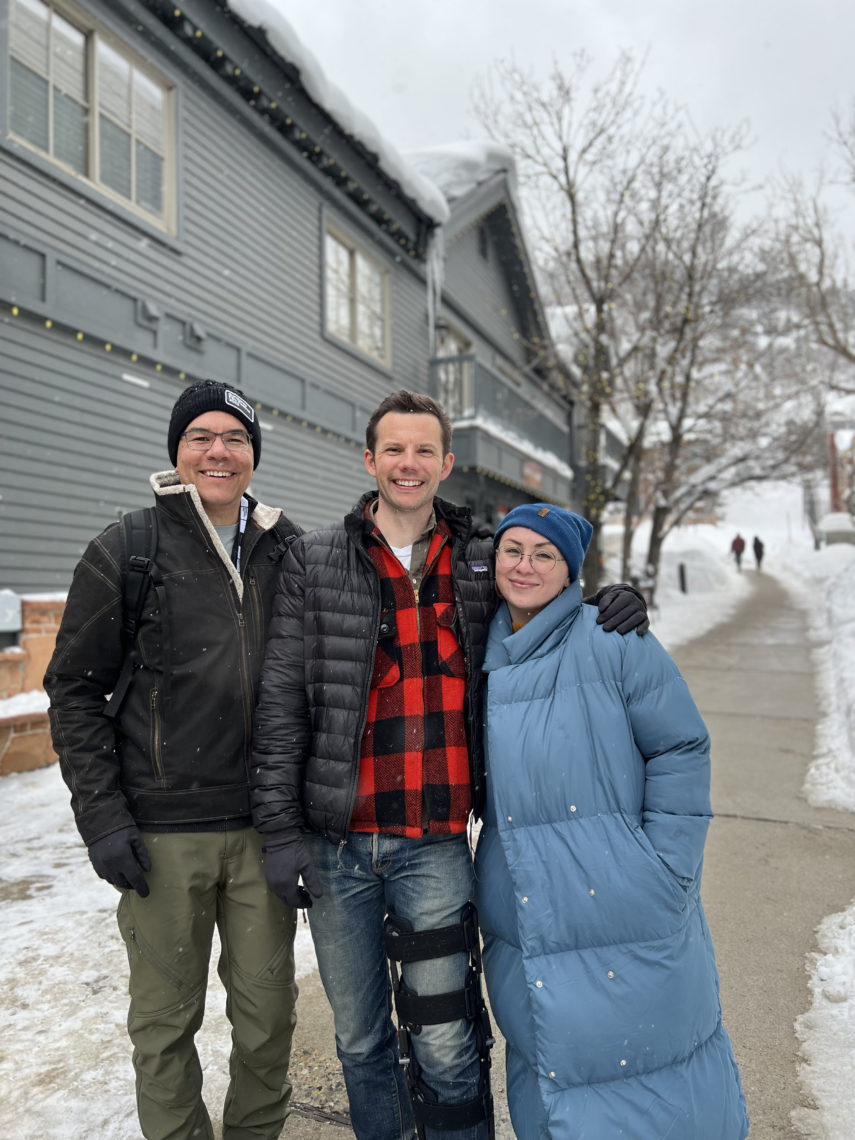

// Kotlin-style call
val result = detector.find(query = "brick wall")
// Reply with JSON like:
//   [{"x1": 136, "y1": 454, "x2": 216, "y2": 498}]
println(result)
[
  {"x1": 0, "y1": 712, "x2": 57, "y2": 777},
  {"x1": 20, "y1": 600, "x2": 66, "y2": 691},
  {"x1": 0, "y1": 598, "x2": 64, "y2": 776},
  {"x1": 0, "y1": 649, "x2": 26, "y2": 702}
]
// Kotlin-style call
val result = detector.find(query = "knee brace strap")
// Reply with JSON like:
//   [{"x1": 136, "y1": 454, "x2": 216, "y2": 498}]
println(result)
[
  {"x1": 394, "y1": 970, "x2": 482, "y2": 1026},
  {"x1": 410, "y1": 1081, "x2": 495, "y2": 1134},
  {"x1": 384, "y1": 903, "x2": 495, "y2": 1139},
  {"x1": 384, "y1": 900, "x2": 480, "y2": 965},
  {"x1": 383, "y1": 903, "x2": 491, "y2": 1039}
]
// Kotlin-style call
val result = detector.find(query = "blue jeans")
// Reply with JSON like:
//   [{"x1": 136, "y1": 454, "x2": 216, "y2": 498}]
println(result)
[{"x1": 305, "y1": 832, "x2": 488, "y2": 1140}]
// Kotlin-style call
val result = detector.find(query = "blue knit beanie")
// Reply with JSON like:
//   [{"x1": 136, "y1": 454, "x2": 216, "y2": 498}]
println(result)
[{"x1": 493, "y1": 503, "x2": 593, "y2": 582}]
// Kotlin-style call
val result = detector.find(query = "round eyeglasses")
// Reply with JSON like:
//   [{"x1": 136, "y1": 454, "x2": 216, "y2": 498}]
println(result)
[
  {"x1": 181, "y1": 429, "x2": 252, "y2": 452},
  {"x1": 496, "y1": 545, "x2": 566, "y2": 573}
]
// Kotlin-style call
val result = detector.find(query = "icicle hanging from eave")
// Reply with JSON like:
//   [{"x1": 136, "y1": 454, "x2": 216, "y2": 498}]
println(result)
[{"x1": 426, "y1": 227, "x2": 447, "y2": 359}]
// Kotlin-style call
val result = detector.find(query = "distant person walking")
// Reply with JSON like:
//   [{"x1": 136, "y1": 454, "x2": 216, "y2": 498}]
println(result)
[
  {"x1": 753, "y1": 535, "x2": 765, "y2": 570},
  {"x1": 731, "y1": 533, "x2": 746, "y2": 571}
]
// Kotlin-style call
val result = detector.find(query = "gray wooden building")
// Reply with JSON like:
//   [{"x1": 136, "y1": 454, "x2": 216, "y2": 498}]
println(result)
[
  {"x1": 426, "y1": 161, "x2": 575, "y2": 521},
  {"x1": 0, "y1": 0, "x2": 576, "y2": 596}
]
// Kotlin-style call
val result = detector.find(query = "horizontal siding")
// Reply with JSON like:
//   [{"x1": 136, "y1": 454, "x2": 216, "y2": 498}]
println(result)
[
  {"x1": 1, "y1": 10, "x2": 433, "y2": 423},
  {"x1": 1, "y1": 328, "x2": 173, "y2": 589},
  {"x1": 249, "y1": 425, "x2": 369, "y2": 533},
  {"x1": 1, "y1": 148, "x2": 432, "y2": 410},
  {"x1": 445, "y1": 221, "x2": 529, "y2": 369},
  {"x1": 0, "y1": 318, "x2": 377, "y2": 593}
]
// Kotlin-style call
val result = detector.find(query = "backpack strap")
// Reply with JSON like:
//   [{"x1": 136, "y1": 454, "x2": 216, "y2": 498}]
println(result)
[
  {"x1": 104, "y1": 508, "x2": 159, "y2": 721},
  {"x1": 120, "y1": 508, "x2": 158, "y2": 642},
  {"x1": 266, "y1": 517, "x2": 299, "y2": 563}
]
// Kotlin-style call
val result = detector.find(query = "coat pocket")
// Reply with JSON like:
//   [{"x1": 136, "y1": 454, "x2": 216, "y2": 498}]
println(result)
[{"x1": 619, "y1": 812, "x2": 689, "y2": 906}]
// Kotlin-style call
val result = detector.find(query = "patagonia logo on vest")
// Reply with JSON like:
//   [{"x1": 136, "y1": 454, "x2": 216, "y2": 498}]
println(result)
[
  {"x1": 225, "y1": 389, "x2": 255, "y2": 423},
  {"x1": 470, "y1": 562, "x2": 489, "y2": 573}
]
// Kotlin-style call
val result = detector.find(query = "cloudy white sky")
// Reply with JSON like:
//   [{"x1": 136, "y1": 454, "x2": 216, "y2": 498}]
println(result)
[{"x1": 272, "y1": 0, "x2": 854, "y2": 213}]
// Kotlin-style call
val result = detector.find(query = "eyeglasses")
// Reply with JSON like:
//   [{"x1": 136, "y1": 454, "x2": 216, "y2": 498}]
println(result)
[
  {"x1": 181, "y1": 429, "x2": 252, "y2": 452},
  {"x1": 496, "y1": 545, "x2": 566, "y2": 573}
]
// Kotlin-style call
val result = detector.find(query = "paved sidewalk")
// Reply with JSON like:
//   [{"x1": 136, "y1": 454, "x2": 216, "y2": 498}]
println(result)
[
  {"x1": 265, "y1": 569, "x2": 855, "y2": 1139},
  {"x1": 672, "y1": 569, "x2": 855, "y2": 1139}
]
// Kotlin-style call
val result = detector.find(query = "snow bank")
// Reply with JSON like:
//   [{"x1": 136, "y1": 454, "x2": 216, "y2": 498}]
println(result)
[
  {"x1": 779, "y1": 541, "x2": 855, "y2": 813},
  {"x1": 612, "y1": 516, "x2": 753, "y2": 653},
  {"x1": 792, "y1": 902, "x2": 855, "y2": 1140}
]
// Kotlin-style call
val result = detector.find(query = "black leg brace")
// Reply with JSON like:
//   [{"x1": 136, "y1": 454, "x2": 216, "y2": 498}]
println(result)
[{"x1": 384, "y1": 902, "x2": 495, "y2": 1138}]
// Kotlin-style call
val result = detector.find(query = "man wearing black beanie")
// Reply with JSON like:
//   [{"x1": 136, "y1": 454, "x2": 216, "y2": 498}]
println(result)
[{"x1": 45, "y1": 380, "x2": 302, "y2": 1140}]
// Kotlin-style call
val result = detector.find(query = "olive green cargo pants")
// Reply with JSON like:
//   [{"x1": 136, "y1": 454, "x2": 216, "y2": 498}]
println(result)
[{"x1": 116, "y1": 828, "x2": 297, "y2": 1140}]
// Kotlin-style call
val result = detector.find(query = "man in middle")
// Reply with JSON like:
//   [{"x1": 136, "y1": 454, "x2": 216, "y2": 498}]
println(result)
[{"x1": 250, "y1": 390, "x2": 647, "y2": 1140}]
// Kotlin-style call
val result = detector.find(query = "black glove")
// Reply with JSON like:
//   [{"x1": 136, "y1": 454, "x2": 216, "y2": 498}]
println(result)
[
  {"x1": 592, "y1": 582, "x2": 650, "y2": 636},
  {"x1": 88, "y1": 826, "x2": 152, "y2": 897},
  {"x1": 262, "y1": 833, "x2": 323, "y2": 909}
]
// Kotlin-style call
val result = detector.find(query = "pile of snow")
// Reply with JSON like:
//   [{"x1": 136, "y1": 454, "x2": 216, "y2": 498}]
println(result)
[
  {"x1": 0, "y1": 688, "x2": 49, "y2": 717},
  {"x1": 613, "y1": 516, "x2": 754, "y2": 653},
  {"x1": 816, "y1": 512, "x2": 855, "y2": 543},
  {"x1": 404, "y1": 140, "x2": 518, "y2": 202},
  {"x1": 792, "y1": 907, "x2": 855, "y2": 1140},
  {"x1": 790, "y1": 543, "x2": 855, "y2": 813}
]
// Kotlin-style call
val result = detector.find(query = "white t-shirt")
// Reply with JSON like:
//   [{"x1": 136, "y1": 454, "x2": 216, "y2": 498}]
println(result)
[{"x1": 390, "y1": 543, "x2": 413, "y2": 572}]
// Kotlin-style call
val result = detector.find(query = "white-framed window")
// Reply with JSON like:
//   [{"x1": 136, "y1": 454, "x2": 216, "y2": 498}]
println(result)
[
  {"x1": 435, "y1": 322, "x2": 474, "y2": 418},
  {"x1": 324, "y1": 224, "x2": 390, "y2": 365},
  {"x1": 8, "y1": 0, "x2": 175, "y2": 231}
]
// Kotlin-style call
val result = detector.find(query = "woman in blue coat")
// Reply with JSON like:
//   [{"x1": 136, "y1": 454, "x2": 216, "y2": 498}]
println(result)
[{"x1": 475, "y1": 503, "x2": 748, "y2": 1139}]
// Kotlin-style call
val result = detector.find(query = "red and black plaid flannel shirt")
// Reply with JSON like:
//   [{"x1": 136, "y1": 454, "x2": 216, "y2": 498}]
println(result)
[{"x1": 350, "y1": 516, "x2": 471, "y2": 837}]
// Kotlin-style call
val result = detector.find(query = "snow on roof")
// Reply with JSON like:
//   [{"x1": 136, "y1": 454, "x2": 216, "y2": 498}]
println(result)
[
  {"x1": 403, "y1": 140, "x2": 518, "y2": 203},
  {"x1": 226, "y1": 0, "x2": 449, "y2": 224}
]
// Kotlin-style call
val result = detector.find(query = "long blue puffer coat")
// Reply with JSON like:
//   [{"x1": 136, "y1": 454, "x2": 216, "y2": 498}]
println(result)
[{"x1": 475, "y1": 581, "x2": 748, "y2": 1140}]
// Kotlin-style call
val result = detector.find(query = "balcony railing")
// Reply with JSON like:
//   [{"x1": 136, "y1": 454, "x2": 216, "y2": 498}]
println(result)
[
  {"x1": 430, "y1": 355, "x2": 569, "y2": 460},
  {"x1": 429, "y1": 354, "x2": 574, "y2": 502}
]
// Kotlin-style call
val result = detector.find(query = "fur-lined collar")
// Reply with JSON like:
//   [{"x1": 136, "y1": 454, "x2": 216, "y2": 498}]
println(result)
[{"x1": 149, "y1": 470, "x2": 283, "y2": 601}]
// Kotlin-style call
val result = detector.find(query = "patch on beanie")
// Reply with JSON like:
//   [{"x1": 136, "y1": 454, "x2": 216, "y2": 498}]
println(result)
[
  {"x1": 537, "y1": 507, "x2": 550, "y2": 517},
  {"x1": 225, "y1": 389, "x2": 255, "y2": 423}
]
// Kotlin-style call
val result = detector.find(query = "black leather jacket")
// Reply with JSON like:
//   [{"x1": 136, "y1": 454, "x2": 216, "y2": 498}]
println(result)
[
  {"x1": 45, "y1": 471, "x2": 301, "y2": 845},
  {"x1": 250, "y1": 493, "x2": 497, "y2": 844}
]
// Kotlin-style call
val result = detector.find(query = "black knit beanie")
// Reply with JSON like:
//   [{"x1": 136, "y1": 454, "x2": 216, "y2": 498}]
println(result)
[{"x1": 167, "y1": 380, "x2": 261, "y2": 469}]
